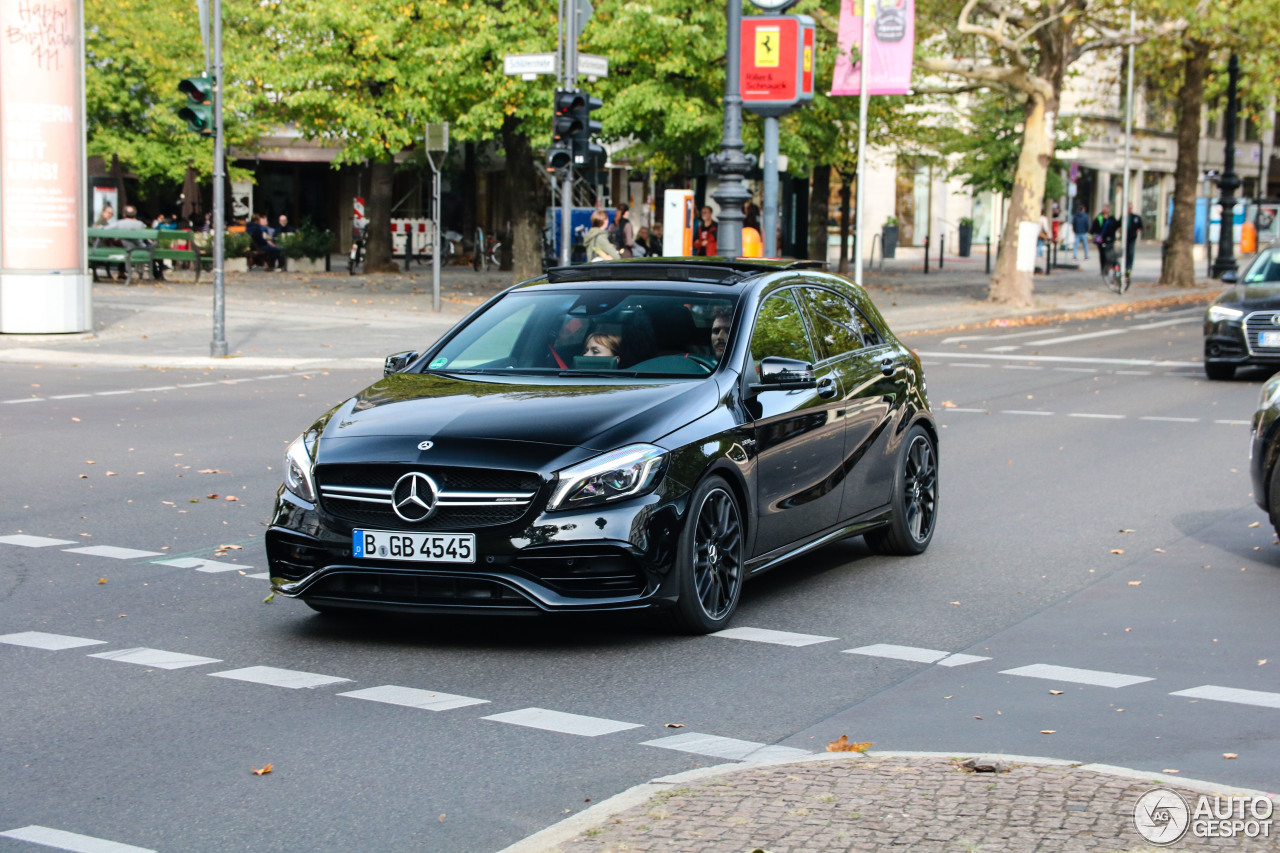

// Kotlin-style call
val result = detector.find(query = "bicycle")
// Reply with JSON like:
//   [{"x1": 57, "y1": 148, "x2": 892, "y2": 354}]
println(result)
[
  {"x1": 1100, "y1": 244, "x2": 1128, "y2": 294},
  {"x1": 474, "y1": 226, "x2": 500, "y2": 272}
]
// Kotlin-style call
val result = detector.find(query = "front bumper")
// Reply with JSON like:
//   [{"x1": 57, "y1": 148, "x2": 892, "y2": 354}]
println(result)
[{"x1": 266, "y1": 479, "x2": 689, "y2": 615}]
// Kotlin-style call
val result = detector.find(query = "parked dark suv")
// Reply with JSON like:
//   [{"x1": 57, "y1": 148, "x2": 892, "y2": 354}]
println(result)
[
  {"x1": 266, "y1": 259, "x2": 938, "y2": 632},
  {"x1": 1203, "y1": 243, "x2": 1280, "y2": 380}
]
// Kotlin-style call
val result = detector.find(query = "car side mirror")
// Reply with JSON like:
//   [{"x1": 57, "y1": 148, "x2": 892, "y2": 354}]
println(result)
[
  {"x1": 1220, "y1": 270, "x2": 1239, "y2": 284},
  {"x1": 748, "y1": 356, "x2": 817, "y2": 395},
  {"x1": 384, "y1": 350, "x2": 419, "y2": 376}
]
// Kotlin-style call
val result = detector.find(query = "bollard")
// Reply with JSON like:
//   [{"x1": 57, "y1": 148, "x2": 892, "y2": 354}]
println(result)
[
  {"x1": 923, "y1": 235, "x2": 930, "y2": 274},
  {"x1": 939, "y1": 235, "x2": 945, "y2": 270},
  {"x1": 985, "y1": 237, "x2": 991, "y2": 274},
  {"x1": 1047, "y1": 238, "x2": 1053, "y2": 276}
]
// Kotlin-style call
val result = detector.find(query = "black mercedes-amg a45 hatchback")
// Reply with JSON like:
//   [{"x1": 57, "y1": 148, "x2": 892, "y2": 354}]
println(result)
[{"x1": 266, "y1": 259, "x2": 938, "y2": 632}]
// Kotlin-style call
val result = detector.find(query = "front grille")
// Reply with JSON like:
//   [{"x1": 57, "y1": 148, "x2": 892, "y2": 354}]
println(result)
[
  {"x1": 316, "y1": 464, "x2": 543, "y2": 531},
  {"x1": 514, "y1": 550, "x2": 648, "y2": 598},
  {"x1": 309, "y1": 571, "x2": 536, "y2": 609},
  {"x1": 1244, "y1": 312, "x2": 1280, "y2": 356}
]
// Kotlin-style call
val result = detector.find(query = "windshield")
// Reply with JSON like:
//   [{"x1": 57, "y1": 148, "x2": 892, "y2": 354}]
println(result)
[
  {"x1": 420, "y1": 288, "x2": 738, "y2": 378},
  {"x1": 1242, "y1": 248, "x2": 1280, "y2": 285}
]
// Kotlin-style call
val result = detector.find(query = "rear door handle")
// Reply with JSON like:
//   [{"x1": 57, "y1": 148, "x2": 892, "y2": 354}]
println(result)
[
  {"x1": 881, "y1": 359, "x2": 896, "y2": 376},
  {"x1": 816, "y1": 376, "x2": 838, "y2": 398}
]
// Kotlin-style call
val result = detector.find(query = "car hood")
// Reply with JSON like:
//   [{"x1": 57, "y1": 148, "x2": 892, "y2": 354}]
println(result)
[
  {"x1": 1215, "y1": 285, "x2": 1280, "y2": 311},
  {"x1": 314, "y1": 372, "x2": 721, "y2": 464}
]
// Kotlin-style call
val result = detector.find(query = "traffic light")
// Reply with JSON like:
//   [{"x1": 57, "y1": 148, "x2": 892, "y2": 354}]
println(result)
[
  {"x1": 570, "y1": 92, "x2": 605, "y2": 169},
  {"x1": 177, "y1": 74, "x2": 215, "y2": 136}
]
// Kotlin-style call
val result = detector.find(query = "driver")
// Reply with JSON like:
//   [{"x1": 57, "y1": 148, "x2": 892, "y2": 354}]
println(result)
[{"x1": 710, "y1": 307, "x2": 733, "y2": 360}]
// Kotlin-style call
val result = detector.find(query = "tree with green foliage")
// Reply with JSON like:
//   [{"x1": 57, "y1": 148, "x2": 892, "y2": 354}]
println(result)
[
  {"x1": 916, "y1": 0, "x2": 1185, "y2": 306},
  {"x1": 1132, "y1": 0, "x2": 1280, "y2": 286}
]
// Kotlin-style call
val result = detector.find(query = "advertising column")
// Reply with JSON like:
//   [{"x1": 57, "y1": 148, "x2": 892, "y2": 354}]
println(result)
[{"x1": 0, "y1": 0, "x2": 90, "y2": 333}]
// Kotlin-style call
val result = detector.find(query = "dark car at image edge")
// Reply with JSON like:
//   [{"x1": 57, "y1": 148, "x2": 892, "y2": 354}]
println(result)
[
  {"x1": 1203, "y1": 243, "x2": 1280, "y2": 380},
  {"x1": 265, "y1": 258, "x2": 938, "y2": 633}
]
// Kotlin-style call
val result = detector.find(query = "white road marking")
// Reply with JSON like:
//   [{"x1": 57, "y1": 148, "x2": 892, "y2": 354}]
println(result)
[
  {"x1": 1053, "y1": 367, "x2": 1098, "y2": 373},
  {"x1": 1001, "y1": 410, "x2": 1054, "y2": 416},
  {"x1": 1000, "y1": 663, "x2": 1154, "y2": 688},
  {"x1": 711, "y1": 627, "x2": 838, "y2": 647},
  {"x1": 177, "y1": 382, "x2": 216, "y2": 388},
  {"x1": 49, "y1": 393, "x2": 92, "y2": 399},
  {"x1": 1141, "y1": 416, "x2": 1200, "y2": 423},
  {"x1": 940, "y1": 408, "x2": 988, "y2": 413},
  {"x1": 0, "y1": 534, "x2": 76, "y2": 547},
  {"x1": 245, "y1": 572, "x2": 270, "y2": 580},
  {"x1": 1114, "y1": 370, "x2": 1151, "y2": 375},
  {"x1": 209, "y1": 665, "x2": 351, "y2": 689},
  {"x1": 844, "y1": 643, "x2": 947, "y2": 664},
  {"x1": 153, "y1": 557, "x2": 248, "y2": 573},
  {"x1": 1001, "y1": 365, "x2": 1044, "y2": 370},
  {"x1": 1215, "y1": 419, "x2": 1251, "y2": 426},
  {"x1": 62, "y1": 546, "x2": 163, "y2": 560},
  {"x1": 482, "y1": 707, "x2": 643, "y2": 737},
  {"x1": 948, "y1": 363, "x2": 991, "y2": 368},
  {"x1": 938, "y1": 653, "x2": 992, "y2": 667},
  {"x1": 89, "y1": 647, "x2": 222, "y2": 669},
  {"x1": 0, "y1": 373, "x2": 315, "y2": 406},
  {"x1": 94, "y1": 390, "x2": 135, "y2": 396},
  {"x1": 135, "y1": 386, "x2": 175, "y2": 392},
  {"x1": 986, "y1": 345, "x2": 1023, "y2": 352},
  {"x1": 1170, "y1": 685, "x2": 1280, "y2": 709},
  {"x1": 1033, "y1": 328, "x2": 1129, "y2": 346},
  {"x1": 942, "y1": 328, "x2": 1060, "y2": 344},
  {"x1": 1067, "y1": 413, "x2": 1125, "y2": 419},
  {"x1": 339, "y1": 685, "x2": 489, "y2": 711},
  {"x1": 2, "y1": 398, "x2": 41, "y2": 404},
  {"x1": 0, "y1": 632, "x2": 106, "y2": 650},
  {"x1": 642, "y1": 732, "x2": 810, "y2": 762},
  {"x1": 918, "y1": 351, "x2": 1201, "y2": 368},
  {"x1": 0, "y1": 825, "x2": 155, "y2": 853}
]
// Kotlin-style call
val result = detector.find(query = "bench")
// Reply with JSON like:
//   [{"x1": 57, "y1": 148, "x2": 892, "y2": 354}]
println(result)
[{"x1": 87, "y1": 228, "x2": 201, "y2": 284}]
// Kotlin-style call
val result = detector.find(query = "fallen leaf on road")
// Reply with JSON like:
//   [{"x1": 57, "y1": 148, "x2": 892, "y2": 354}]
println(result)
[
  {"x1": 826, "y1": 735, "x2": 871, "y2": 752},
  {"x1": 106, "y1": 471, "x2": 117, "y2": 477},
  {"x1": 252, "y1": 764, "x2": 273, "y2": 776},
  {"x1": 1249, "y1": 522, "x2": 1261, "y2": 528},
  {"x1": 71, "y1": 417, "x2": 80, "y2": 422},
  {"x1": 1119, "y1": 528, "x2": 1134, "y2": 534},
  {"x1": 1163, "y1": 769, "x2": 1179, "y2": 774},
  {"x1": 162, "y1": 501, "x2": 175, "y2": 506},
  {"x1": 1111, "y1": 549, "x2": 1125, "y2": 554},
  {"x1": 973, "y1": 716, "x2": 983, "y2": 720},
  {"x1": 1128, "y1": 581, "x2": 1142, "y2": 586},
  {"x1": 1260, "y1": 659, "x2": 1268, "y2": 666},
  {"x1": 85, "y1": 460, "x2": 95, "y2": 464},
  {"x1": 939, "y1": 400, "x2": 957, "y2": 408},
  {"x1": 1040, "y1": 730, "x2": 1056, "y2": 734},
  {"x1": 206, "y1": 494, "x2": 218, "y2": 499},
  {"x1": 664, "y1": 723, "x2": 684, "y2": 728},
  {"x1": 78, "y1": 474, "x2": 87, "y2": 479},
  {"x1": 97, "y1": 579, "x2": 106, "y2": 584},
  {"x1": 1154, "y1": 548, "x2": 1165, "y2": 553},
  {"x1": 1224, "y1": 753, "x2": 1238, "y2": 759},
  {"x1": 189, "y1": 498, "x2": 199, "y2": 503},
  {"x1": 198, "y1": 469, "x2": 231, "y2": 474},
  {"x1": 439, "y1": 815, "x2": 446, "y2": 822},
  {"x1": 225, "y1": 495, "x2": 238, "y2": 502},
  {"x1": 950, "y1": 601, "x2": 961, "y2": 605},
  {"x1": 1049, "y1": 690, "x2": 1063, "y2": 695},
  {"x1": 221, "y1": 544, "x2": 244, "y2": 550}
]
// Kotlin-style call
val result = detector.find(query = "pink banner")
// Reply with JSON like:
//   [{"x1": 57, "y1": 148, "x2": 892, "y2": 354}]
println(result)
[{"x1": 830, "y1": 0, "x2": 915, "y2": 96}]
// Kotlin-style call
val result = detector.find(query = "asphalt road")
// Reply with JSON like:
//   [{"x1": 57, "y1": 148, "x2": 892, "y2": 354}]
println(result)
[{"x1": 2, "y1": 306, "x2": 1278, "y2": 853}]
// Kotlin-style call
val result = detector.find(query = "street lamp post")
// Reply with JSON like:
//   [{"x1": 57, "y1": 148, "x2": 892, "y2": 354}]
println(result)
[
  {"x1": 1212, "y1": 54, "x2": 1240, "y2": 279},
  {"x1": 707, "y1": 0, "x2": 754, "y2": 258}
]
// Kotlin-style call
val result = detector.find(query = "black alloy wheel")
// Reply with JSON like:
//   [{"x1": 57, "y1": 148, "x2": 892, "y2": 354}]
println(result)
[
  {"x1": 865, "y1": 425, "x2": 938, "y2": 556},
  {"x1": 671, "y1": 477, "x2": 744, "y2": 634}
]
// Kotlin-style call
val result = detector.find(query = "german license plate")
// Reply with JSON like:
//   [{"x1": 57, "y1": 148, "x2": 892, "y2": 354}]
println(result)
[
  {"x1": 353, "y1": 530, "x2": 475, "y2": 563},
  {"x1": 1261, "y1": 331, "x2": 1280, "y2": 348}
]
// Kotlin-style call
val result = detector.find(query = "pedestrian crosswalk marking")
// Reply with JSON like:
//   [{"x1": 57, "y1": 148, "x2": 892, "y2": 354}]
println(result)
[
  {"x1": 0, "y1": 825, "x2": 156, "y2": 853},
  {"x1": 0, "y1": 632, "x2": 106, "y2": 651},
  {"x1": 483, "y1": 707, "x2": 642, "y2": 737},
  {"x1": 62, "y1": 546, "x2": 163, "y2": 560},
  {"x1": 642, "y1": 732, "x2": 809, "y2": 762},
  {"x1": 1001, "y1": 663, "x2": 1153, "y2": 688},
  {"x1": 153, "y1": 557, "x2": 248, "y2": 573},
  {"x1": 209, "y1": 665, "x2": 351, "y2": 690},
  {"x1": 89, "y1": 647, "x2": 222, "y2": 669},
  {"x1": 340, "y1": 685, "x2": 489, "y2": 711},
  {"x1": 0, "y1": 534, "x2": 76, "y2": 548},
  {"x1": 712, "y1": 627, "x2": 838, "y2": 647},
  {"x1": 1170, "y1": 685, "x2": 1280, "y2": 709}
]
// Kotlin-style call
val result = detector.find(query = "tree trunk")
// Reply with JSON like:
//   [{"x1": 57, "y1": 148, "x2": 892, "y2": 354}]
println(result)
[
  {"x1": 809, "y1": 164, "x2": 830, "y2": 269},
  {"x1": 837, "y1": 173, "x2": 852, "y2": 275},
  {"x1": 363, "y1": 159, "x2": 399, "y2": 273},
  {"x1": 501, "y1": 115, "x2": 545, "y2": 282},
  {"x1": 989, "y1": 94, "x2": 1053, "y2": 306},
  {"x1": 1162, "y1": 38, "x2": 1209, "y2": 286}
]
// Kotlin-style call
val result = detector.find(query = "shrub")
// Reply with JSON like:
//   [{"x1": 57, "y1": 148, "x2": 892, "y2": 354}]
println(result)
[{"x1": 281, "y1": 219, "x2": 333, "y2": 261}]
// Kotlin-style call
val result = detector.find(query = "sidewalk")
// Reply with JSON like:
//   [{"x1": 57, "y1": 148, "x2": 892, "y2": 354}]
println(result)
[
  {"x1": 0, "y1": 244, "x2": 1222, "y2": 372},
  {"x1": 501, "y1": 751, "x2": 1277, "y2": 853}
]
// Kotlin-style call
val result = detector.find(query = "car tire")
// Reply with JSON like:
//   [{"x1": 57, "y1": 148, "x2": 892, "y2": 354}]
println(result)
[
  {"x1": 670, "y1": 475, "x2": 745, "y2": 635},
  {"x1": 1269, "y1": 458, "x2": 1280, "y2": 541},
  {"x1": 1205, "y1": 362, "x2": 1235, "y2": 381},
  {"x1": 865, "y1": 424, "x2": 938, "y2": 556}
]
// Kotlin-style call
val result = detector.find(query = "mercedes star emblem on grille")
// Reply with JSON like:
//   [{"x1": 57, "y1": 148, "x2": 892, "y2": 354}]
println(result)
[
  {"x1": 1272, "y1": 314, "x2": 1280, "y2": 327},
  {"x1": 417, "y1": 440, "x2": 434, "y2": 450},
  {"x1": 391, "y1": 472, "x2": 439, "y2": 522}
]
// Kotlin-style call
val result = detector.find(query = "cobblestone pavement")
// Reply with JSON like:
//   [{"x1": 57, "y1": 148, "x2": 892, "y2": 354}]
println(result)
[{"x1": 532, "y1": 754, "x2": 1277, "y2": 853}]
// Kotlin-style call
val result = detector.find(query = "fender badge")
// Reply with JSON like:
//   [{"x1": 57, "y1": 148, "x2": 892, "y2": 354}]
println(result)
[{"x1": 417, "y1": 440, "x2": 434, "y2": 451}]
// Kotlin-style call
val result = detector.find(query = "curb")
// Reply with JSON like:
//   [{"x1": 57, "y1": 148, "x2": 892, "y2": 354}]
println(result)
[{"x1": 496, "y1": 750, "x2": 1277, "y2": 853}]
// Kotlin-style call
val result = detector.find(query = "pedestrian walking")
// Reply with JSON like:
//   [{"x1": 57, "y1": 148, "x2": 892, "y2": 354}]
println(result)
[
  {"x1": 1071, "y1": 204, "x2": 1090, "y2": 260},
  {"x1": 1124, "y1": 203, "x2": 1143, "y2": 276}
]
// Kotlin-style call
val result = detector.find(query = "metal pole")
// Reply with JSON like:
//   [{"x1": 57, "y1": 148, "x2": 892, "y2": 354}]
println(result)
[
  {"x1": 561, "y1": 172, "x2": 572, "y2": 265},
  {"x1": 923, "y1": 235, "x2": 929, "y2": 274},
  {"x1": 210, "y1": 0, "x2": 226, "y2": 357},
  {"x1": 1212, "y1": 54, "x2": 1241, "y2": 278},
  {"x1": 427, "y1": 149, "x2": 441, "y2": 311},
  {"x1": 763, "y1": 117, "x2": 779, "y2": 257},
  {"x1": 853, "y1": 0, "x2": 871, "y2": 287},
  {"x1": 1119, "y1": 7, "x2": 1135, "y2": 275},
  {"x1": 939, "y1": 234, "x2": 944, "y2": 270},
  {"x1": 985, "y1": 236, "x2": 991, "y2": 274},
  {"x1": 708, "y1": 0, "x2": 751, "y2": 257}
]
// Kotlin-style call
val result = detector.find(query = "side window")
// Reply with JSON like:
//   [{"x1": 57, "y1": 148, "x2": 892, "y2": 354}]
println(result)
[
  {"x1": 799, "y1": 287, "x2": 864, "y2": 359},
  {"x1": 749, "y1": 289, "x2": 816, "y2": 365}
]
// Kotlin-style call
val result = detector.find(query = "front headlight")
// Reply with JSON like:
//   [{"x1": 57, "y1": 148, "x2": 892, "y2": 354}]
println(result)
[
  {"x1": 283, "y1": 433, "x2": 317, "y2": 503},
  {"x1": 1207, "y1": 305, "x2": 1244, "y2": 323},
  {"x1": 547, "y1": 444, "x2": 667, "y2": 511}
]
